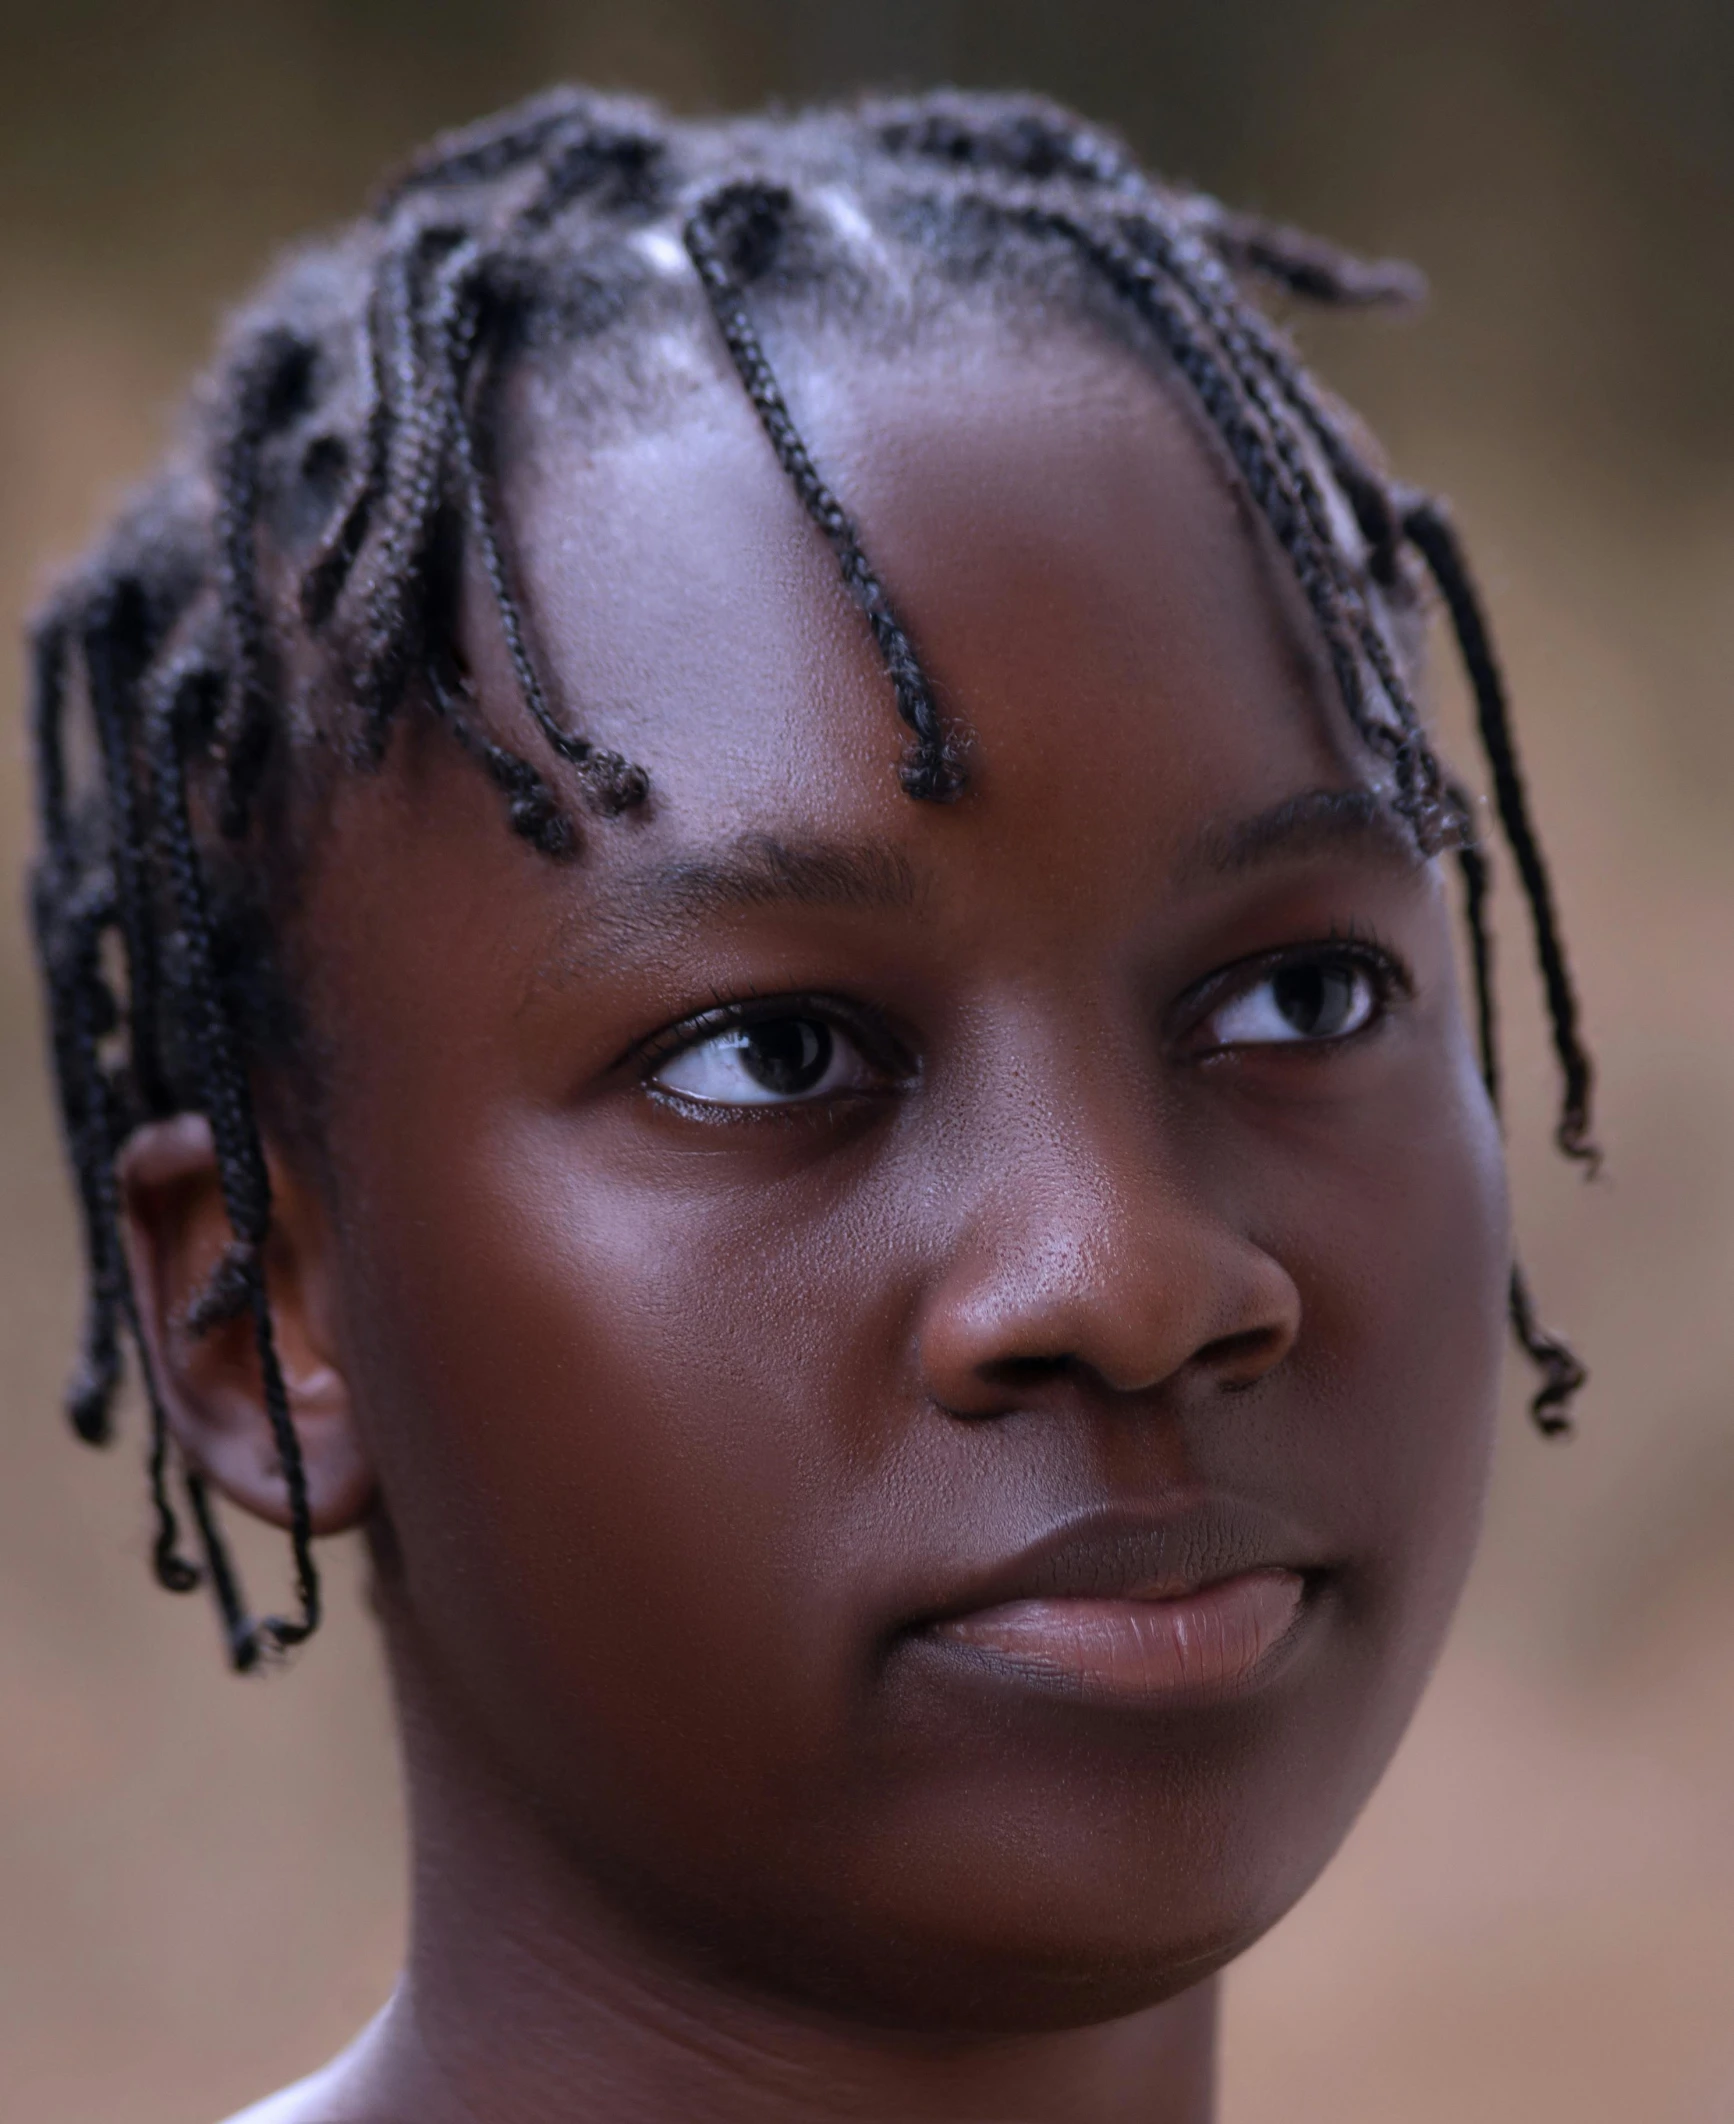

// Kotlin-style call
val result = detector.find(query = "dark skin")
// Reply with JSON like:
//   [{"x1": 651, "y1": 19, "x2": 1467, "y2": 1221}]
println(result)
[{"x1": 123, "y1": 320, "x2": 1508, "y2": 2123}]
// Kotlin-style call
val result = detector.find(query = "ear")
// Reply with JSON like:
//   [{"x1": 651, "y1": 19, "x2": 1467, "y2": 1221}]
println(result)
[{"x1": 119, "y1": 1114, "x2": 376, "y2": 1535}]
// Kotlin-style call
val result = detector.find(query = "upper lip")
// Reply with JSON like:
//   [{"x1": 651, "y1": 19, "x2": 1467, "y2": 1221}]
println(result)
[{"x1": 911, "y1": 1501, "x2": 1322, "y2": 1629}]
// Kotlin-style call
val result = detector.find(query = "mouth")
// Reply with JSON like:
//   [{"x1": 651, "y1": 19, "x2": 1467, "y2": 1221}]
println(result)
[
  {"x1": 924, "y1": 1570, "x2": 1306, "y2": 1704},
  {"x1": 905, "y1": 1507, "x2": 1321, "y2": 1709}
]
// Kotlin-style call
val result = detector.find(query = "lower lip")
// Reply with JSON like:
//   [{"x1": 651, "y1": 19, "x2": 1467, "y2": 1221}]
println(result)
[{"x1": 925, "y1": 1569, "x2": 1307, "y2": 1705}]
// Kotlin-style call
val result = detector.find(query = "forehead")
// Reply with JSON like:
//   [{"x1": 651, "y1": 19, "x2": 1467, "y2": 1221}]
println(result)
[{"x1": 481, "y1": 318, "x2": 1362, "y2": 912}]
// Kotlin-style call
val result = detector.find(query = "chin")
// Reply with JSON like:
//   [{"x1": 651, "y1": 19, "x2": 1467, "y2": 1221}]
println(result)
[
  {"x1": 694, "y1": 1888, "x2": 1268, "y2": 2037},
  {"x1": 638, "y1": 1764, "x2": 1354, "y2": 2038}
]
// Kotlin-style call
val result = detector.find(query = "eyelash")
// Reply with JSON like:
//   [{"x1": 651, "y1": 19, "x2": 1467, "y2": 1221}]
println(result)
[
  {"x1": 1180, "y1": 933, "x2": 1411, "y2": 1054},
  {"x1": 631, "y1": 933, "x2": 1412, "y2": 1112},
  {"x1": 632, "y1": 994, "x2": 911, "y2": 1104}
]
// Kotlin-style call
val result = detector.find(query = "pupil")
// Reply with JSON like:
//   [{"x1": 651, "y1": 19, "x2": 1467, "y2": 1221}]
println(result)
[
  {"x1": 741, "y1": 1018, "x2": 831, "y2": 1093},
  {"x1": 1273, "y1": 962, "x2": 1354, "y2": 1037}
]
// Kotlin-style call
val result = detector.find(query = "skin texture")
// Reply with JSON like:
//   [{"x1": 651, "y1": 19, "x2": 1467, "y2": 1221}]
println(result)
[{"x1": 124, "y1": 318, "x2": 1510, "y2": 2123}]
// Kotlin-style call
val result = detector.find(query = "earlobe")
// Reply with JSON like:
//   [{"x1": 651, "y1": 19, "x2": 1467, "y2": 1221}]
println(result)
[{"x1": 119, "y1": 1114, "x2": 377, "y2": 1536}]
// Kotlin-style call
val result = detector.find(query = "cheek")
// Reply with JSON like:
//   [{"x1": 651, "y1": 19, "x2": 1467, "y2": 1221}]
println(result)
[
  {"x1": 334, "y1": 1100, "x2": 910, "y2": 1833},
  {"x1": 1323, "y1": 1041, "x2": 1508, "y2": 1542},
  {"x1": 1240, "y1": 1031, "x2": 1510, "y2": 1746}
]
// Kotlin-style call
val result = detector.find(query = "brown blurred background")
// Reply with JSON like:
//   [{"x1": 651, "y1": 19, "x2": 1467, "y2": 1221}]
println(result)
[{"x1": 1, "y1": 2, "x2": 1730, "y2": 2118}]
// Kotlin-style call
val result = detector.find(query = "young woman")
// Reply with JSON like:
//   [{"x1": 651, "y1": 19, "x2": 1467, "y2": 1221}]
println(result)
[{"x1": 28, "y1": 86, "x2": 1593, "y2": 2124}]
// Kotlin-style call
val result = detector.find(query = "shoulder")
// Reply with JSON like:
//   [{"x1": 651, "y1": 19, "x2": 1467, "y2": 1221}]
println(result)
[
  {"x1": 214, "y1": 2004, "x2": 401, "y2": 2124},
  {"x1": 218, "y1": 2076, "x2": 334, "y2": 2124},
  {"x1": 216, "y1": 2018, "x2": 393, "y2": 2124},
  {"x1": 218, "y1": 2062, "x2": 355, "y2": 2124}
]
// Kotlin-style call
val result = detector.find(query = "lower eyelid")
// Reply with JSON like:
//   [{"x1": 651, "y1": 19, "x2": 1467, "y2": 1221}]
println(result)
[{"x1": 645, "y1": 1083, "x2": 891, "y2": 1128}]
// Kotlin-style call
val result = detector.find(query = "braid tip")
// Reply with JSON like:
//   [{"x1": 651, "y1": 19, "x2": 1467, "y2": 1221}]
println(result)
[
  {"x1": 898, "y1": 745, "x2": 968, "y2": 803},
  {"x1": 227, "y1": 1623, "x2": 265, "y2": 1674},
  {"x1": 1334, "y1": 257, "x2": 1429, "y2": 311},
  {"x1": 582, "y1": 752, "x2": 650, "y2": 815},
  {"x1": 1528, "y1": 1370, "x2": 1580, "y2": 1439},
  {"x1": 67, "y1": 1393, "x2": 113, "y2": 1447},
  {"x1": 152, "y1": 1546, "x2": 202, "y2": 1596},
  {"x1": 1509, "y1": 1270, "x2": 1586, "y2": 1439},
  {"x1": 222, "y1": 1609, "x2": 319, "y2": 1674},
  {"x1": 510, "y1": 796, "x2": 577, "y2": 856},
  {"x1": 1556, "y1": 1117, "x2": 1604, "y2": 1177}
]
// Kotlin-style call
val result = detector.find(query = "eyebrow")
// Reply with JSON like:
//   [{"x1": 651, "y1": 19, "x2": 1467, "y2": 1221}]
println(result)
[
  {"x1": 529, "y1": 793, "x2": 1418, "y2": 1010},
  {"x1": 625, "y1": 831, "x2": 922, "y2": 922},
  {"x1": 1184, "y1": 786, "x2": 1425, "y2": 882},
  {"x1": 619, "y1": 795, "x2": 1405, "y2": 922},
  {"x1": 527, "y1": 831, "x2": 923, "y2": 998}
]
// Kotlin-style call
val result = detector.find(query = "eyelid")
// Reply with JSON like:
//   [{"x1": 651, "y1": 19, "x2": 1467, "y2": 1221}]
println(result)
[
  {"x1": 625, "y1": 995, "x2": 767, "y2": 1078},
  {"x1": 1175, "y1": 936, "x2": 1411, "y2": 1049},
  {"x1": 626, "y1": 992, "x2": 914, "y2": 1087}
]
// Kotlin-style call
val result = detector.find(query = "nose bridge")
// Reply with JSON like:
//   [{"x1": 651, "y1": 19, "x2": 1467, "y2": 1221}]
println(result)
[
  {"x1": 966, "y1": 1024, "x2": 1197, "y2": 1307},
  {"x1": 917, "y1": 1004, "x2": 1298, "y2": 1405}
]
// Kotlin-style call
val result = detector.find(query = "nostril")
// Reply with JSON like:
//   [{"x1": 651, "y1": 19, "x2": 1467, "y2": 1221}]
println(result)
[
  {"x1": 988, "y1": 1353, "x2": 1075, "y2": 1389},
  {"x1": 1202, "y1": 1325, "x2": 1288, "y2": 1391},
  {"x1": 941, "y1": 1351, "x2": 1076, "y2": 1418}
]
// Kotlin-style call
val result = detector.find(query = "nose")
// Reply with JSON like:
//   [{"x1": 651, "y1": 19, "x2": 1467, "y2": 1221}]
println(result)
[{"x1": 917, "y1": 1108, "x2": 1301, "y2": 1419}]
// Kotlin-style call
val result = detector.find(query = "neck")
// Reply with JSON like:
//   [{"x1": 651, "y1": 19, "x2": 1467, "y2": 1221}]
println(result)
[{"x1": 343, "y1": 1616, "x2": 1219, "y2": 2124}]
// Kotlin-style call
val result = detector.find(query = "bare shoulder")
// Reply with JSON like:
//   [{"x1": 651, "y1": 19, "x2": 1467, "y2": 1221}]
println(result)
[
  {"x1": 217, "y1": 2017, "x2": 394, "y2": 2124},
  {"x1": 219, "y1": 2070, "x2": 344, "y2": 2124}
]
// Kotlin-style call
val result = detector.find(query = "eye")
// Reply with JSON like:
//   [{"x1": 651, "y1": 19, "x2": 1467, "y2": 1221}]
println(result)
[
  {"x1": 648, "y1": 1010, "x2": 885, "y2": 1108},
  {"x1": 1202, "y1": 951, "x2": 1387, "y2": 1049}
]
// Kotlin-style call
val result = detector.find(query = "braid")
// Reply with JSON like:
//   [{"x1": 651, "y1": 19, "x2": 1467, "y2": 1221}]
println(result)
[
  {"x1": 871, "y1": 90, "x2": 1143, "y2": 195},
  {"x1": 33, "y1": 609, "x2": 124, "y2": 1447},
  {"x1": 214, "y1": 328, "x2": 319, "y2": 836},
  {"x1": 373, "y1": 85, "x2": 615, "y2": 214},
  {"x1": 81, "y1": 594, "x2": 206, "y2": 1579},
  {"x1": 427, "y1": 662, "x2": 574, "y2": 858},
  {"x1": 1506, "y1": 1266, "x2": 1588, "y2": 1438},
  {"x1": 683, "y1": 182, "x2": 964, "y2": 802},
  {"x1": 30, "y1": 579, "x2": 203, "y2": 1604},
  {"x1": 1399, "y1": 492, "x2": 1597, "y2": 1170},
  {"x1": 1106, "y1": 200, "x2": 1440, "y2": 819},
  {"x1": 350, "y1": 118, "x2": 666, "y2": 814},
  {"x1": 183, "y1": 1466, "x2": 255, "y2": 1661},
  {"x1": 995, "y1": 203, "x2": 1396, "y2": 771},
  {"x1": 1188, "y1": 201, "x2": 1427, "y2": 310},
  {"x1": 351, "y1": 225, "x2": 471, "y2": 752},
  {"x1": 517, "y1": 115, "x2": 666, "y2": 230},
  {"x1": 299, "y1": 306, "x2": 390, "y2": 631},
  {"x1": 46, "y1": 876, "x2": 127, "y2": 1447},
  {"x1": 27, "y1": 86, "x2": 1596, "y2": 1667},
  {"x1": 1443, "y1": 783, "x2": 1579, "y2": 1433},
  {"x1": 148, "y1": 662, "x2": 319, "y2": 1662},
  {"x1": 1453, "y1": 823, "x2": 1501, "y2": 1111},
  {"x1": 440, "y1": 282, "x2": 649, "y2": 816}
]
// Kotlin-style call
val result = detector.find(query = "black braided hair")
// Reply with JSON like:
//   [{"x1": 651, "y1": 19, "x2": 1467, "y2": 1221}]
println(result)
[
  {"x1": 27, "y1": 84, "x2": 1596, "y2": 1668},
  {"x1": 682, "y1": 180, "x2": 965, "y2": 801}
]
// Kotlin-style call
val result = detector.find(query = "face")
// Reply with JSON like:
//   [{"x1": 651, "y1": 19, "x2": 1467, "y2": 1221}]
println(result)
[{"x1": 204, "y1": 322, "x2": 1510, "y2": 2028}]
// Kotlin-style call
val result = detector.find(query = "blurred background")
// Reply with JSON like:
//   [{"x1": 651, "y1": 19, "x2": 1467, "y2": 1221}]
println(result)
[{"x1": 1, "y1": 2, "x2": 1729, "y2": 2119}]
